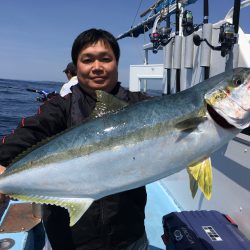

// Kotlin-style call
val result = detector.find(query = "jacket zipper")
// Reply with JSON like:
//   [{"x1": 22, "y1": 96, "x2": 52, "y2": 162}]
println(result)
[{"x1": 100, "y1": 200, "x2": 109, "y2": 250}]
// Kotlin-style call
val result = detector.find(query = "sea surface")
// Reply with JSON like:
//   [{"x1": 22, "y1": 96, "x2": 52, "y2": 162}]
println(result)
[
  {"x1": 0, "y1": 78, "x2": 162, "y2": 139},
  {"x1": 0, "y1": 78, "x2": 62, "y2": 138}
]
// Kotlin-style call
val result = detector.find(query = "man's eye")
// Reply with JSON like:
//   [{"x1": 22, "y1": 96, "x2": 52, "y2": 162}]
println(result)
[
  {"x1": 101, "y1": 57, "x2": 112, "y2": 62},
  {"x1": 82, "y1": 58, "x2": 92, "y2": 64}
]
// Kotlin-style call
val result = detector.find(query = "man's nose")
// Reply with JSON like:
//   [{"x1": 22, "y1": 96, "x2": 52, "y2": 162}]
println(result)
[{"x1": 93, "y1": 60, "x2": 103, "y2": 70}]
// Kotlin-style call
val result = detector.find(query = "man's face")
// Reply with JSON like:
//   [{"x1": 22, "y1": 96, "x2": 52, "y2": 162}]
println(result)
[
  {"x1": 65, "y1": 71, "x2": 72, "y2": 81},
  {"x1": 76, "y1": 40, "x2": 118, "y2": 92}
]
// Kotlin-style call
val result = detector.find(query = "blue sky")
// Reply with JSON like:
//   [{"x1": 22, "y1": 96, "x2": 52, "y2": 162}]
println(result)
[{"x1": 0, "y1": 0, "x2": 249, "y2": 85}]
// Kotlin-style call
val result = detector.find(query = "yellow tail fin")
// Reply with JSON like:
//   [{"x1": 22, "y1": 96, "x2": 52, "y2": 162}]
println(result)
[{"x1": 187, "y1": 158, "x2": 213, "y2": 200}]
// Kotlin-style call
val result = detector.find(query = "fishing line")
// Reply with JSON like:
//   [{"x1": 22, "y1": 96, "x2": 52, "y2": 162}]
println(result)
[
  {"x1": 131, "y1": 0, "x2": 144, "y2": 28},
  {"x1": 131, "y1": 32, "x2": 146, "y2": 64}
]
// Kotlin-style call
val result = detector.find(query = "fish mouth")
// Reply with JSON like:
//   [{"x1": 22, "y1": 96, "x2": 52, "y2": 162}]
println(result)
[
  {"x1": 206, "y1": 103, "x2": 250, "y2": 129},
  {"x1": 205, "y1": 86, "x2": 250, "y2": 129},
  {"x1": 206, "y1": 104, "x2": 235, "y2": 129}
]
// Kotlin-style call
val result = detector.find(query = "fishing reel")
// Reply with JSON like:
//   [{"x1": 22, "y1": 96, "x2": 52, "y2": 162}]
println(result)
[
  {"x1": 193, "y1": 22, "x2": 237, "y2": 57},
  {"x1": 219, "y1": 22, "x2": 237, "y2": 57},
  {"x1": 182, "y1": 10, "x2": 199, "y2": 37},
  {"x1": 150, "y1": 26, "x2": 172, "y2": 53}
]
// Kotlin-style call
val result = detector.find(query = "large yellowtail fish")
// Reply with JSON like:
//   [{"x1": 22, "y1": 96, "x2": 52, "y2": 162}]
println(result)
[{"x1": 0, "y1": 67, "x2": 249, "y2": 226}]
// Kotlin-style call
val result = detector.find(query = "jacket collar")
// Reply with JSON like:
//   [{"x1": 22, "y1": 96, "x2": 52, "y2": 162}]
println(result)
[{"x1": 78, "y1": 82, "x2": 122, "y2": 100}]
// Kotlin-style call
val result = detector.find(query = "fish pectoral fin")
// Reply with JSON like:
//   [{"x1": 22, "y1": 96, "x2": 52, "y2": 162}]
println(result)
[
  {"x1": 175, "y1": 117, "x2": 207, "y2": 132},
  {"x1": 187, "y1": 157, "x2": 213, "y2": 200},
  {"x1": 8, "y1": 194, "x2": 94, "y2": 227}
]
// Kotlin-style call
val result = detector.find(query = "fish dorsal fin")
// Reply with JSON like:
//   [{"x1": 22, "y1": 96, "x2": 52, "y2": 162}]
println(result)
[
  {"x1": 187, "y1": 157, "x2": 213, "y2": 200},
  {"x1": 9, "y1": 194, "x2": 94, "y2": 227},
  {"x1": 90, "y1": 90, "x2": 128, "y2": 118},
  {"x1": 8, "y1": 91, "x2": 128, "y2": 169}
]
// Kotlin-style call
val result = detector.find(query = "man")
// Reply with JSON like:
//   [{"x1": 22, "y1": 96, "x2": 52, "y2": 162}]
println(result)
[
  {"x1": 60, "y1": 62, "x2": 78, "y2": 97},
  {"x1": 0, "y1": 29, "x2": 149, "y2": 250}
]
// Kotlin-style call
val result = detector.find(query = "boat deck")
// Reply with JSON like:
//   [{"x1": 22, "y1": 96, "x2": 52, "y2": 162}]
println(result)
[
  {"x1": 0, "y1": 182, "x2": 180, "y2": 250},
  {"x1": 146, "y1": 182, "x2": 180, "y2": 249}
]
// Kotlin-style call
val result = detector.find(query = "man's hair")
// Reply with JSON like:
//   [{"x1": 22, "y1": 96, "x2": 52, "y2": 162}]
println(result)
[
  {"x1": 71, "y1": 28, "x2": 120, "y2": 66},
  {"x1": 63, "y1": 62, "x2": 77, "y2": 76}
]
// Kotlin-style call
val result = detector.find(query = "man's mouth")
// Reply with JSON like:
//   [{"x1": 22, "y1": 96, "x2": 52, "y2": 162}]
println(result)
[{"x1": 91, "y1": 77, "x2": 106, "y2": 82}]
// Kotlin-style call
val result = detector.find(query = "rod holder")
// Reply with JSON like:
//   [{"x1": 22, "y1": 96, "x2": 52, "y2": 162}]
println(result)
[
  {"x1": 200, "y1": 23, "x2": 213, "y2": 67},
  {"x1": 184, "y1": 34, "x2": 194, "y2": 68},
  {"x1": 173, "y1": 36, "x2": 182, "y2": 69}
]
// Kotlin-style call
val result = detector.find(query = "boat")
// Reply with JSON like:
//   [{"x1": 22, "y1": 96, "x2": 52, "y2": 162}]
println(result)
[
  {"x1": 0, "y1": 1, "x2": 249, "y2": 249},
  {"x1": 117, "y1": 0, "x2": 250, "y2": 248}
]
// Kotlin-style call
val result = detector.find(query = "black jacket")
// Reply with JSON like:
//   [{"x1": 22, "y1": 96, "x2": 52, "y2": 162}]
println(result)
[{"x1": 0, "y1": 83, "x2": 149, "y2": 250}]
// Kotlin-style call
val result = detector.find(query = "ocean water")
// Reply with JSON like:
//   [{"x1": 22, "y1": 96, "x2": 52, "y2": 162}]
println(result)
[
  {"x1": 0, "y1": 78, "x2": 62, "y2": 138},
  {"x1": 1, "y1": 79, "x2": 249, "y2": 139},
  {"x1": 0, "y1": 79, "x2": 163, "y2": 139}
]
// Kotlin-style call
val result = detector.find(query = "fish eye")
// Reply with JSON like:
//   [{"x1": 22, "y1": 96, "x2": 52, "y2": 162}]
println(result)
[{"x1": 233, "y1": 76, "x2": 243, "y2": 86}]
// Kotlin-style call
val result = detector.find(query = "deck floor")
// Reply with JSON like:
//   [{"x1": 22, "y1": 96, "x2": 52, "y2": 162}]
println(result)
[
  {"x1": 145, "y1": 181, "x2": 180, "y2": 249},
  {"x1": 0, "y1": 182, "x2": 181, "y2": 250}
]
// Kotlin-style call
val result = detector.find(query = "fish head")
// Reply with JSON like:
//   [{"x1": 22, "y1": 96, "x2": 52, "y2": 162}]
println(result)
[{"x1": 205, "y1": 67, "x2": 250, "y2": 129}]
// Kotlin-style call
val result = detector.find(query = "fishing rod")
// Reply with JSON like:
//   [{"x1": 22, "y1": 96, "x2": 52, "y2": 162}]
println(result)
[
  {"x1": 182, "y1": 0, "x2": 211, "y2": 80},
  {"x1": 161, "y1": 2, "x2": 173, "y2": 95},
  {"x1": 117, "y1": 0, "x2": 175, "y2": 40},
  {"x1": 140, "y1": 0, "x2": 165, "y2": 18},
  {"x1": 203, "y1": 0, "x2": 210, "y2": 80},
  {"x1": 149, "y1": 1, "x2": 176, "y2": 54},
  {"x1": 26, "y1": 88, "x2": 58, "y2": 102},
  {"x1": 233, "y1": 0, "x2": 241, "y2": 38},
  {"x1": 166, "y1": 11, "x2": 172, "y2": 95},
  {"x1": 26, "y1": 88, "x2": 48, "y2": 95},
  {"x1": 225, "y1": 0, "x2": 241, "y2": 70},
  {"x1": 175, "y1": 0, "x2": 181, "y2": 92},
  {"x1": 193, "y1": 0, "x2": 240, "y2": 60}
]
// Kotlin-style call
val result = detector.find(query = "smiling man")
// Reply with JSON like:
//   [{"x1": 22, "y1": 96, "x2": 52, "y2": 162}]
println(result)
[
  {"x1": 0, "y1": 29, "x2": 150, "y2": 250},
  {"x1": 76, "y1": 41, "x2": 118, "y2": 92}
]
